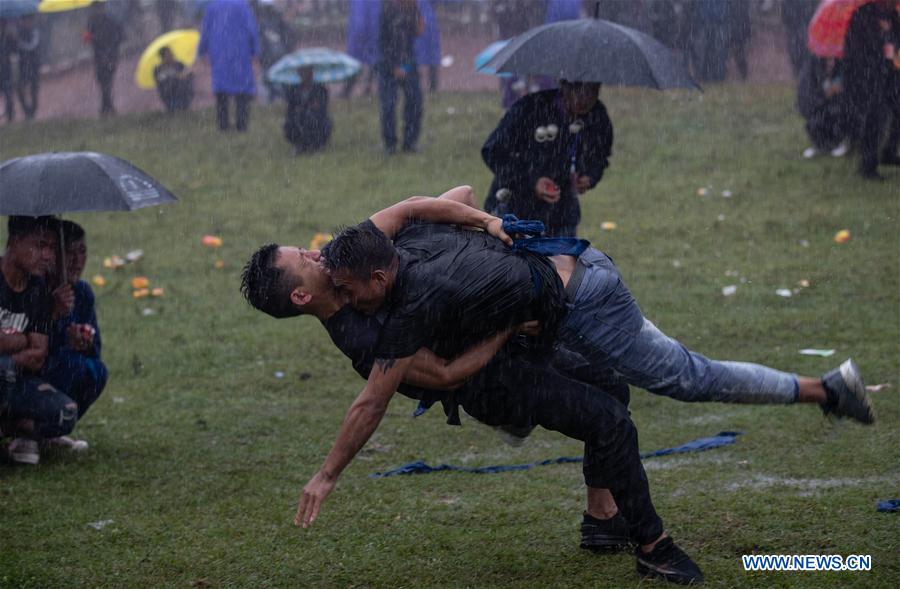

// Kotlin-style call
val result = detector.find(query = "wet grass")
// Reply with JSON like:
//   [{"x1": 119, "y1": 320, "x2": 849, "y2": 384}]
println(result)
[{"x1": 0, "y1": 84, "x2": 898, "y2": 588}]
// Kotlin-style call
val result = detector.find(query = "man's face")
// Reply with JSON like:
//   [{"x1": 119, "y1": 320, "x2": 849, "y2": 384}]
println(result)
[
  {"x1": 274, "y1": 246, "x2": 333, "y2": 309},
  {"x1": 329, "y1": 267, "x2": 388, "y2": 315},
  {"x1": 66, "y1": 239, "x2": 88, "y2": 283},
  {"x1": 10, "y1": 230, "x2": 56, "y2": 277},
  {"x1": 561, "y1": 82, "x2": 600, "y2": 116}
]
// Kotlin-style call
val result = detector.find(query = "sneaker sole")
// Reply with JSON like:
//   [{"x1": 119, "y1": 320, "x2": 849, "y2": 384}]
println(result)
[
  {"x1": 11, "y1": 452, "x2": 39, "y2": 465},
  {"x1": 840, "y1": 359, "x2": 875, "y2": 425}
]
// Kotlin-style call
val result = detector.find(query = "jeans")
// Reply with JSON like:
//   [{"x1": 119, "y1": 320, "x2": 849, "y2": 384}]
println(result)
[
  {"x1": 215, "y1": 93, "x2": 252, "y2": 131},
  {"x1": 4, "y1": 372, "x2": 77, "y2": 439},
  {"x1": 559, "y1": 249, "x2": 799, "y2": 404},
  {"x1": 377, "y1": 65, "x2": 423, "y2": 150},
  {"x1": 43, "y1": 351, "x2": 108, "y2": 420}
]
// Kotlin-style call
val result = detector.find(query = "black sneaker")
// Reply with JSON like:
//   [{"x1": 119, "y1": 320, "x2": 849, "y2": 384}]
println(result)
[
  {"x1": 821, "y1": 359, "x2": 875, "y2": 424},
  {"x1": 636, "y1": 537, "x2": 704, "y2": 585},
  {"x1": 580, "y1": 511, "x2": 632, "y2": 553}
]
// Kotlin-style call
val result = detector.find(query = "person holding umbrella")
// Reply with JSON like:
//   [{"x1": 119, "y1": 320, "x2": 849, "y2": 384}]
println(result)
[
  {"x1": 282, "y1": 64, "x2": 331, "y2": 155},
  {"x1": 153, "y1": 46, "x2": 194, "y2": 112},
  {"x1": 42, "y1": 221, "x2": 108, "y2": 435},
  {"x1": 84, "y1": 0, "x2": 123, "y2": 116},
  {"x1": 482, "y1": 80, "x2": 613, "y2": 237},
  {"x1": 1, "y1": 216, "x2": 79, "y2": 465}
]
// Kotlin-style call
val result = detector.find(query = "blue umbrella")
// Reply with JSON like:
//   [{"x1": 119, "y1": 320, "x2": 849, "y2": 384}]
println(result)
[
  {"x1": 474, "y1": 39, "x2": 512, "y2": 77},
  {"x1": 0, "y1": 0, "x2": 39, "y2": 18},
  {"x1": 267, "y1": 48, "x2": 362, "y2": 85}
]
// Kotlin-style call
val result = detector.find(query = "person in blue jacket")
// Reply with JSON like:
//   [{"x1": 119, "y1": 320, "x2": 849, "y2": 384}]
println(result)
[
  {"x1": 198, "y1": 0, "x2": 260, "y2": 131},
  {"x1": 414, "y1": 0, "x2": 441, "y2": 93},
  {"x1": 44, "y1": 221, "x2": 108, "y2": 431}
]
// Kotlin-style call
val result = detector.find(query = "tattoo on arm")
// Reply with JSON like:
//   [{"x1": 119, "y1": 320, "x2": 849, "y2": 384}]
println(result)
[{"x1": 374, "y1": 357, "x2": 397, "y2": 371}]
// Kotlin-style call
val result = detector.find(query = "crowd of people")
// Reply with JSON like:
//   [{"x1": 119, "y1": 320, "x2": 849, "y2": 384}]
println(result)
[
  {"x1": 0, "y1": 217, "x2": 107, "y2": 466},
  {"x1": 796, "y1": 0, "x2": 900, "y2": 180}
]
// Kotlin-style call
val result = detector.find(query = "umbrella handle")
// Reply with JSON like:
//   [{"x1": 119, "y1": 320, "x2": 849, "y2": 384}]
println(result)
[{"x1": 57, "y1": 218, "x2": 68, "y2": 285}]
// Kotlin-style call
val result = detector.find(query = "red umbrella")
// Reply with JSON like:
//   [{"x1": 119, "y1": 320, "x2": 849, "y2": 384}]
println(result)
[{"x1": 807, "y1": 0, "x2": 883, "y2": 57}]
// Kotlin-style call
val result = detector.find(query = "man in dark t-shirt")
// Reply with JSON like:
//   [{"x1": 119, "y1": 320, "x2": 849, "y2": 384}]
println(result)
[{"x1": 1, "y1": 216, "x2": 78, "y2": 465}]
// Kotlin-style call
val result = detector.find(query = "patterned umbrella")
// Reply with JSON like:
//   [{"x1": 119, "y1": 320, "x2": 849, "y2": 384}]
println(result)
[
  {"x1": 807, "y1": 0, "x2": 878, "y2": 58},
  {"x1": 474, "y1": 39, "x2": 513, "y2": 78},
  {"x1": 267, "y1": 48, "x2": 362, "y2": 85}
]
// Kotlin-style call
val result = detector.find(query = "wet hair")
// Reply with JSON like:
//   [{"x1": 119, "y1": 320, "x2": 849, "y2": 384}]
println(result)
[
  {"x1": 240, "y1": 243, "x2": 304, "y2": 318},
  {"x1": 323, "y1": 222, "x2": 397, "y2": 280},
  {"x1": 6, "y1": 216, "x2": 59, "y2": 245},
  {"x1": 157, "y1": 46, "x2": 172, "y2": 59},
  {"x1": 60, "y1": 220, "x2": 85, "y2": 244}
]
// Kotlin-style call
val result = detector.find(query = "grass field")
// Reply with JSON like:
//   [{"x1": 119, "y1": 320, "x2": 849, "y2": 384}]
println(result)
[{"x1": 0, "y1": 85, "x2": 898, "y2": 588}]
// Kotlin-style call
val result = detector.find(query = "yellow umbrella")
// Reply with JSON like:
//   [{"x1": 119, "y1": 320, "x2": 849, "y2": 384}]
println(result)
[
  {"x1": 135, "y1": 29, "x2": 200, "y2": 90},
  {"x1": 38, "y1": 0, "x2": 102, "y2": 13}
]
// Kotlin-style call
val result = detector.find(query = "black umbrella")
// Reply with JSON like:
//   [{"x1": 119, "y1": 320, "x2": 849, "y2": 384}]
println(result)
[
  {"x1": 480, "y1": 18, "x2": 700, "y2": 90},
  {"x1": 0, "y1": 152, "x2": 177, "y2": 216},
  {"x1": 0, "y1": 151, "x2": 177, "y2": 277}
]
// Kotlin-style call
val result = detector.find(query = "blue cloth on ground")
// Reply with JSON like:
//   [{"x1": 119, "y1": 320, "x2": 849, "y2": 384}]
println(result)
[
  {"x1": 371, "y1": 431, "x2": 742, "y2": 478},
  {"x1": 876, "y1": 499, "x2": 900, "y2": 513},
  {"x1": 502, "y1": 214, "x2": 591, "y2": 257}
]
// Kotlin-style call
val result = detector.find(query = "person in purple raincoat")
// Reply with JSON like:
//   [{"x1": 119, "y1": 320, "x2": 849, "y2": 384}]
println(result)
[
  {"x1": 414, "y1": 0, "x2": 440, "y2": 93},
  {"x1": 343, "y1": 0, "x2": 381, "y2": 98},
  {"x1": 198, "y1": 0, "x2": 260, "y2": 132}
]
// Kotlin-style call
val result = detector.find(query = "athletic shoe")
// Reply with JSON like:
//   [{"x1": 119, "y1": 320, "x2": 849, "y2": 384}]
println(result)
[
  {"x1": 821, "y1": 359, "x2": 875, "y2": 425},
  {"x1": 580, "y1": 511, "x2": 632, "y2": 552},
  {"x1": 636, "y1": 537, "x2": 704, "y2": 585},
  {"x1": 47, "y1": 436, "x2": 89, "y2": 451},
  {"x1": 830, "y1": 142, "x2": 849, "y2": 157},
  {"x1": 802, "y1": 147, "x2": 819, "y2": 159},
  {"x1": 8, "y1": 438, "x2": 39, "y2": 465}
]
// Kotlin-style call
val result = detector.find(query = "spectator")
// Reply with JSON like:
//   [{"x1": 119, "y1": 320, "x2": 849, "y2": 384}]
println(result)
[
  {"x1": 491, "y1": 0, "x2": 545, "y2": 108},
  {"x1": 42, "y1": 221, "x2": 107, "y2": 440},
  {"x1": 726, "y1": 0, "x2": 752, "y2": 80},
  {"x1": 843, "y1": 0, "x2": 895, "y2": 179},
  {"x1": 797, "y1": 56, "x2": 850, "y2": 159},
  {"x1": 85, "y1": 1, "x2": 123, "y2": 116},
  {"x1": 0, "y1": 216, "x2": 78, "y2": 465},
  {"x1": 414, "y1": 0, "x2": 440, "y2": 93},
  {"x1": 198, "y1": 0, "x2": 260, "y2": 132},
  {"x1": 0, "y1": 18, "x2": 16, "y2": 123},
  {"x1": 283, "y1": 65, "x2": 331, "y2": 155},
  {"x1": 878, "y1": 1, "x2": 900, "y2": 166},
  {"x1": 692, "y1": 0, "x2": 728, "y2": 82},
  {"x1": 780, "y1": 0, "x2": 819, "y2": 79},
  {"x1": 482, "y1": 80, "x2": 614, "y2": 237},
  {"x1": 377, "y1": 0, "x2": 423, "y2": 154},
  {"x1": 343, "y1": 0, "x2": 380, "y2": 98},
  {"x1": 153, "y1": 46, "x2": 194, "y2": 112},
  {"x1": 15, "y1": 15, "x2": 40, "y2": 120},
  {"x1": 254, "y1": 0, "x2": 293, "y2": 103},
  {"x1": 156, "y1": 0, "x2": 178, "y2": 33}
]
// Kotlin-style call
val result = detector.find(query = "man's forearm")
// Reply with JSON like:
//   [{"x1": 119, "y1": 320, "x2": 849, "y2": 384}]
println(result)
[
  {"x1": 372, "y1": 190, "x2": 500, "y2": 239},
  {"x1": 0, "y1": 333, "x2": 28, "y2": 355},
  {"x1": 320, "y1": 395, "x2": 390, "y2": 480}
]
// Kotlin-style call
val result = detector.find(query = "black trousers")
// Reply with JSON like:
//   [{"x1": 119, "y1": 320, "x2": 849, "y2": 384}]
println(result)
[
  {"x1": 456, "y1": 353, "x2": 664, "y2": 545},
  {"x1": 94, "y1": 56, "x2": 118, "y2": 115},
  {"x1": 215, "y1": 93, "x2": 252, "y2": 131},
  {"x1": 17, "y1": 73, "x2": 39, "y2": 119}
]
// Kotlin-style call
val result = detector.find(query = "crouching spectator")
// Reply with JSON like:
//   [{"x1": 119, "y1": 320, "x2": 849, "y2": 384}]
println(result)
[
  {"x1": 153, "y1": 46, "x2": 194, "y2": 112},
  {"x1": 43, "y1": 221, "x2": 107, "y2": 431},
  {"x1": 283, "y1": 65, "x2": 332, "y2": 155},
  {"x1": 1, "y1": 216, "x2": 78, "y2": 465},
  {"x1": 798, "y1": 56, "x2": 850, "y2": 158}
]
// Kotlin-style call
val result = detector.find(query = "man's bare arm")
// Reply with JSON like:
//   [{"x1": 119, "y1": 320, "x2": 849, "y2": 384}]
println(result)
[
  {"x1": 404, "y1": 327, "x2": 514, "y2": 391},
  {"x1": 295, "y1": 354, "x2": 414, "y2": 529},
  {"x1": 369, "y1": 187, "x2": 511, "y2": 244},
  {"x1": 0, "y1": 332, "x2": 29, "y2": 355},
  {"x1": 10, "y1": 333, "x2": 48, "y2": 373}
]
